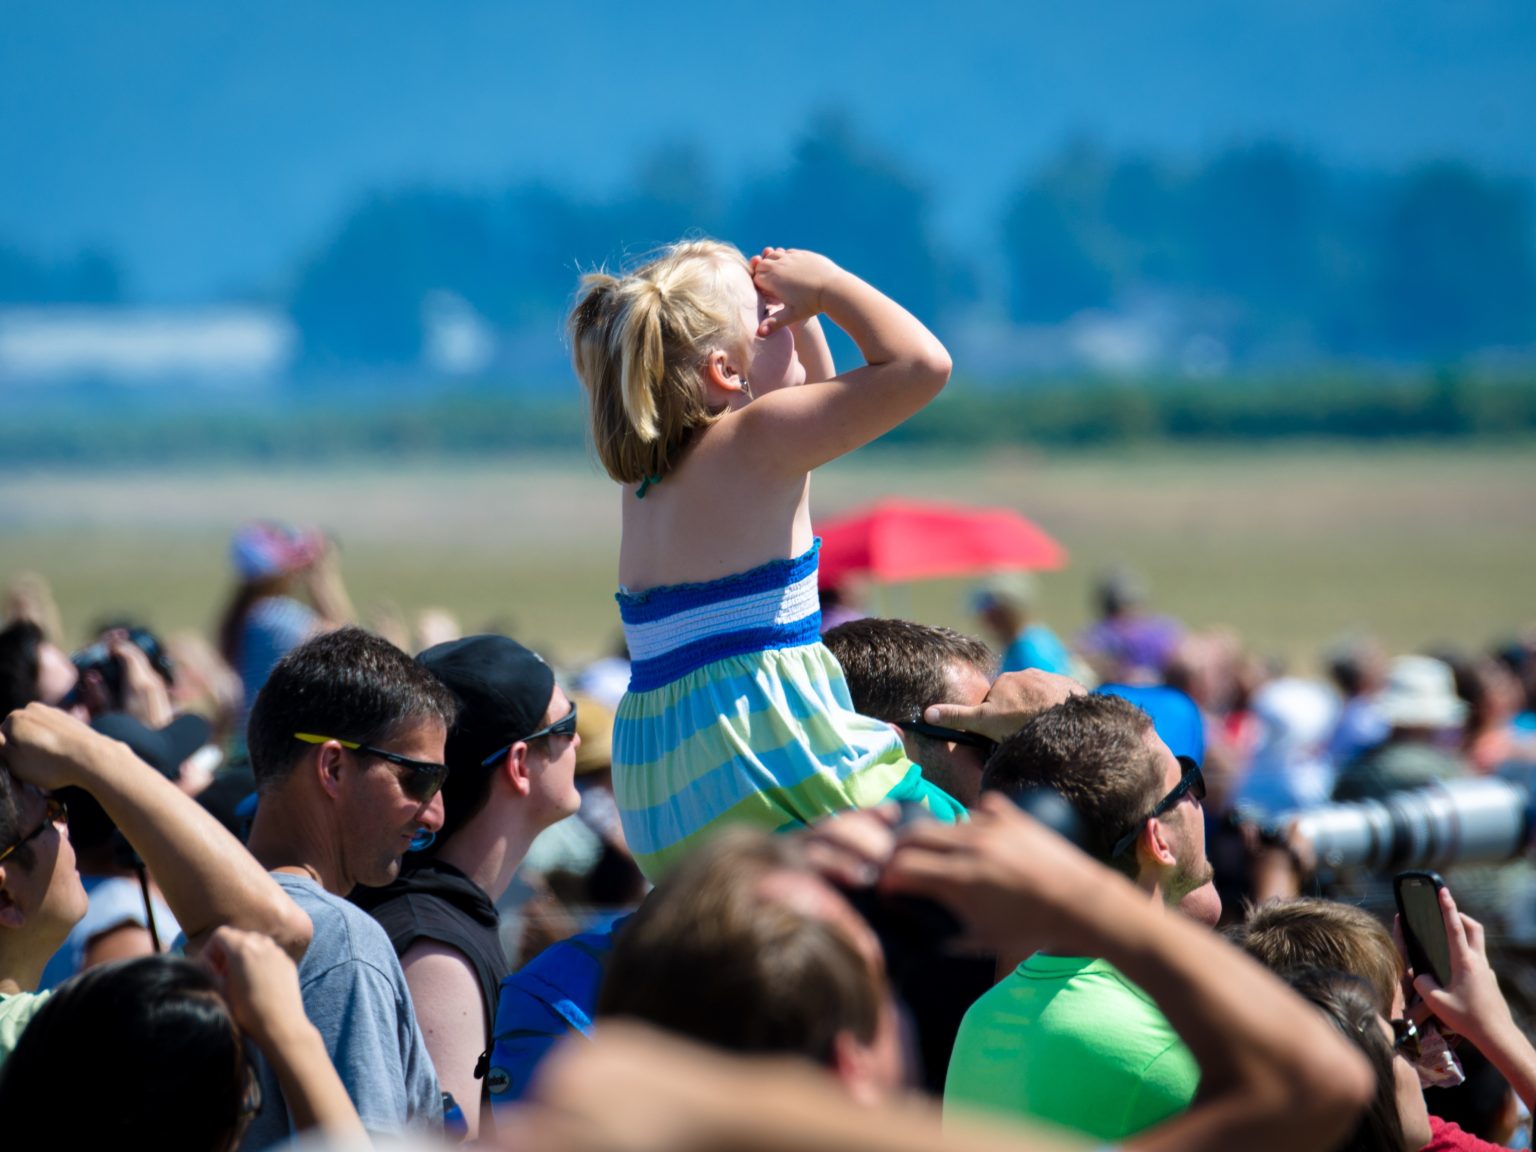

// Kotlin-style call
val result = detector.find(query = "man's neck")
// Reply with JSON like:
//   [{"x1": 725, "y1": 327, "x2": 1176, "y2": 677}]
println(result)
[
  {"x1": 1013, "y1": 881, "x2": 1167, "y2": 970},
  {"x1": 247, "y1": 797, "x2": 349, "y2": 896},
  {"x1": 435, "y1": 806, "x2": 542, "y2": 904}
]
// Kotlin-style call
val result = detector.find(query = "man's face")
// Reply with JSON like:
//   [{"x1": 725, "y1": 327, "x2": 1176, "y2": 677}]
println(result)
[
  {"x1": 336, "y1": 717, "x2": 447, "y2": 890},
  {"x1": 1141, "y1": 727, "x2": 1220, "y2": 925},
  {"x1": 1, "y1": 781, "x2": 89, "y2": 943},
  {"x1": 525, "y1": 686, "x2": 583, "y2": 826},
  {"x1": 904, "y1": 660, "x2": 993, "y2": 807}
]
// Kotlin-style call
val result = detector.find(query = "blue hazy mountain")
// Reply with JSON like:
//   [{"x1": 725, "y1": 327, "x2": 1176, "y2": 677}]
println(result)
[{"x1": 3, "y1": 0, "x2": 1533, "y2": 303}]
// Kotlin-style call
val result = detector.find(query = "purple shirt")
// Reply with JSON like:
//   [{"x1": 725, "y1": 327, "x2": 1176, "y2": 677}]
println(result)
[{"x1": 1078, "y1": 615, "x2": 1182, "y2": 679}]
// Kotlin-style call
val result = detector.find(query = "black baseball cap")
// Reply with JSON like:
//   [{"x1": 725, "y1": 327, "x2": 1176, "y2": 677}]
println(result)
[{"x1": 417, "y1": 635, "x2": 558, "y2": 848}]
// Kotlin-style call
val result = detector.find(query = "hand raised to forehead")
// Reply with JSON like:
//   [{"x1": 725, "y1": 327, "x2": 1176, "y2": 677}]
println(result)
[
  {"x1": 0, "y1": 702, "x2": 103, "y2": 791},
  {"x1": 923, "y1": 669, "x2": 1086, "y2": 744},
  {"x1": 750, "y1": 248, "x2": 842, "y2": 336}
]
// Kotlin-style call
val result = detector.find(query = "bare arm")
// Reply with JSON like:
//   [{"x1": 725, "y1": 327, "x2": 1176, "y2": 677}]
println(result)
[
  {"x1": 108, "y1": 638, "x2": 175, "y2": 729},
  {"x1": 883, "y1": 796, "x2": 1373, "y2": 1152},
  {"x1": 300, "y1": 541, "x2": 356, "y2": 626},
  {"x1": 401, "y1": 940, "x2": 488, "y2": 1140},
  {"x1": 205, "y1": 927, "x2": 368, "y2": 1144},
  {"x1": 510, "y1": 1021, "x2": 1084, "y2": 1152},
  {"x1": 0, "y1": 704, "x2": 311, "y2": 959},
  {"x1": 740, "y1": 248, "x2": 950, "y2": 477},
  {"x1": 788, "y1": 315, "x2": 836, "y2": 384}
]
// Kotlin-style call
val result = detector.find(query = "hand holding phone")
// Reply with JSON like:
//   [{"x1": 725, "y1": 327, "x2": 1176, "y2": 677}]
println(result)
[
  {"x1": 1394, "y1": 871, "x2": 1517, "y2": 1051},
  {"x1": 1395, "y1": 870, "x2": 1453, "y2": 988}
]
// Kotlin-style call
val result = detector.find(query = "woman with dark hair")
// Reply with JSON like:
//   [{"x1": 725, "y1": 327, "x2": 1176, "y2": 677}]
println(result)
[
  {"x1": 0, "y1": 927, "x2": 362, "y2": 1150},
  {"x1": 1287, "y1": 968, "x2": 1428, "y2": 1152}
]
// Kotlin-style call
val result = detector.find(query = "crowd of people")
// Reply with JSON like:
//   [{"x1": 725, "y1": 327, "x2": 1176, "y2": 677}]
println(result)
[{"x1": 1, "y1": 239, "x2": 1534, "y2": 1151}]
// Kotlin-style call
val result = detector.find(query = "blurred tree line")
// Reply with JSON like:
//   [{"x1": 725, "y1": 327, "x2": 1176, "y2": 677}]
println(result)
[
  {"x1": 1005, "y1": 142, "x2": 1536, "y2": 359},
  {"x1": 2, "y1": 113, "x2": 1533, "y2": 372},
  {"x1": 277, "y1": 117, "x2": 1534, "y2": 368}
]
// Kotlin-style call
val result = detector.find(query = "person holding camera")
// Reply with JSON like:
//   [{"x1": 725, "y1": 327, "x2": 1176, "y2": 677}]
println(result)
[{"x1": 0, "y1": 619, "x2": 175, "y2": 728}]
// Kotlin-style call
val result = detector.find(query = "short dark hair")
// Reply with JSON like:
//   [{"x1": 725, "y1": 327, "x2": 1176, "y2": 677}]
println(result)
[
  {"x1": 823, "y1": 618, "x2": 995, "y2": 724},
  {"x1": 0, "y1": 620, "x2": 45, "y2": 716},
  {"x1": 600, "y1": 828, "x2": 881, "y2": 1065},
  {"x1": 246, "y1": 627, "x2": 457, "y2": 790},
  {"x1": 0, "y1": 955, "x2": 247, "y2": 1150},
  {"x1": 981, "y1": 693, "x2": 1161, "y2": 875}
]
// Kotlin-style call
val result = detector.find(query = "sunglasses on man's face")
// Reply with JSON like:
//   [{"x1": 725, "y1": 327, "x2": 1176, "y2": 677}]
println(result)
[
  {"x1": 0, "y1": 795, "x2": 69, "y2": 866},
  {"x1": 293, "y1": 733, "x2": 450, "y2": 804},
  {"x1": 1111, "y1": 756, "x2": 1206, "y2": 859},
  {"x1": 898, "y1": 718, "x2": 997, "y2": 754},
  {"x1": 479, "y1": 703, "x2": 579, "y2": 769}
]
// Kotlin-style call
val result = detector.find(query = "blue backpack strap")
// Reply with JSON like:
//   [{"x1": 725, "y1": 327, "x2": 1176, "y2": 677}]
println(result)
[{"x1": 484, "y1": 919, "x2": 627, "y2": 1113}]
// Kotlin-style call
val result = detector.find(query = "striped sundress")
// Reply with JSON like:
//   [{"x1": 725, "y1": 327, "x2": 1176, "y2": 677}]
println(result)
[{"x1": 612, "y1": 541, "x2": 924, "y2": 881}]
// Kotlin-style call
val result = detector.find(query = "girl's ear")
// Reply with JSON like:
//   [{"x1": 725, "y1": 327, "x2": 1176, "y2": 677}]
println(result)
[{"x1": 704, "y1": 349, "x2": 749, "y2": 398}]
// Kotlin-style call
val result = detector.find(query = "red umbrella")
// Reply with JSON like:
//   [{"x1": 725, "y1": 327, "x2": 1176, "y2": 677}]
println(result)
[{"x1": 815, "y1": 498, "x2": 1067, "y2": 587}]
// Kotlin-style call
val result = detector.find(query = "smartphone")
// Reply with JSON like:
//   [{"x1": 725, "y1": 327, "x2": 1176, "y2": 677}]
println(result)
[{"x1": 1395, "y1": 870, "x2": 1453, "y2": 987}]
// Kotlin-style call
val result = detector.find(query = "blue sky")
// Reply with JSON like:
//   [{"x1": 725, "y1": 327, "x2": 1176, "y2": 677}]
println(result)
[{"x1": 4, "y1": 0, "x2": 1533, "y2": 300}]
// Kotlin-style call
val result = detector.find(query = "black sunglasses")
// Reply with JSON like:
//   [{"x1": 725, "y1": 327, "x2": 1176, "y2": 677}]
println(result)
[
  {"x1": 479, "y1": 703, "x2": 579, "y2": 769},
  {"x1": 1111, "y1": 756, "x2": 1206, "y2": 859},
  {"x1": 293, "y1": 733, "x2": 450, "y2": 803},
  {"x1": 1390, "y1": 1017, "x2": 1422, "y2": 1061},
  {"x1": 898, "y1": 718, "x2": 997, "y2": 753},
  {"x1": 0, "y1": 795, "x2": 68, "y2": 865}
]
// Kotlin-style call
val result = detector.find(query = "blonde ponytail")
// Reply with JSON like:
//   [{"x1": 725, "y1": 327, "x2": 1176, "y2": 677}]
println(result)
[{"x1": 570, "y1": 240, "x2": 749, "y2": 484}]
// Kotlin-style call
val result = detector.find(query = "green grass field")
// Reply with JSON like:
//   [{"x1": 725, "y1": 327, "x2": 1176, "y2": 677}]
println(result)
[{"x1": 3, "y1": 442, "x2": 1532, "y2": 674}]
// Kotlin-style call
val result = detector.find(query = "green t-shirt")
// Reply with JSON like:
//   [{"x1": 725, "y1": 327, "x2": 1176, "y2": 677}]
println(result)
[
  {"x1": 945, "y1": 955, "x2": 1198, "y2": 1142},
  {"x1": 0, "y1": 990, "x2": 51, "y2": 1073}
]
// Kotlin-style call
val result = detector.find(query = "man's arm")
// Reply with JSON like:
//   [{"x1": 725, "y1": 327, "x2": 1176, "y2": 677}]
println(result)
[
  {"x1": 204, "y1": 927, "x2": 367, "y2": 1144},
  {"x1": 884, "y1": 795, "x2": 1373, "y2": 1152},
  {"x1": 511, "y1": 1020, "x2": 1085, "y2": 1152},
  {"x1": 0, "y1": 704, "x2": 310, "y2": 959},
  {"x1": 401, "y1": 940, "x2": 488, "y2": 1140},
  {"x1": 308, "y1": 955, "x2": 441, "y2": 1137}
]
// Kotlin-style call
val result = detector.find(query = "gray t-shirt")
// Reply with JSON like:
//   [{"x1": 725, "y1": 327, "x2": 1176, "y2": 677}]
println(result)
[{"x1": 240, "y1": 873, "x2": 441, "y2": 1150}]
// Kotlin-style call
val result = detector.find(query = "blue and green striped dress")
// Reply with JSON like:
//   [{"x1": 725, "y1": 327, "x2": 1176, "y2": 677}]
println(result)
[{"x1": 614, "y1": 542, "x2": 959, "y2": 881}]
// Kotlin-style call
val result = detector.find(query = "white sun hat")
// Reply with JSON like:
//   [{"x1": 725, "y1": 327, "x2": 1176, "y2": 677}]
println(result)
[{"x1": 1376, "y1": 655, "x2": 1468, "y2": 730}]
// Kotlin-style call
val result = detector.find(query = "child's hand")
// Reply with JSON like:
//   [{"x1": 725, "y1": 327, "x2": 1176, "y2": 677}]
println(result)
[
  {"x1": 1399, "y1": 888, "x2": 1517, "y2": 1048},
  {"x1": 751, "y1": 248, "x2": 842, "y2": 336}
]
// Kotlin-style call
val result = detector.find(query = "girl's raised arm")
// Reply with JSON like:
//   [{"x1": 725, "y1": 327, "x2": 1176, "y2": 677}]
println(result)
[{"x1": 741, "y1": 248, "x2": 951, "y2": 476}]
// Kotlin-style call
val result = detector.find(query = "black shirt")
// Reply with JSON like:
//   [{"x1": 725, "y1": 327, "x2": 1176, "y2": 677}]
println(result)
[{"x1": 352, "y1": 858, "x2": 509, "y2": 1034}]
